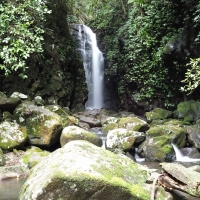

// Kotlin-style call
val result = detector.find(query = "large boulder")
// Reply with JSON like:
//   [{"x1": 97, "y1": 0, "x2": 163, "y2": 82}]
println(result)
[
  {"x1": 106, "y1": 128, "x2": 145, "y2": 151},
  {"x1": 14, "y1": 101, "x2": 63, "y2": 147},
  {"x1": 0, "y1": 121, "x2": 27, "y2": 150},
  {"x1": 60, "y1": 126, "x2": 102, "y2": 147},
  {"x1": 117, "y1": 117, "x2": 149, "y2": 132},
  {"x1": 139, "y1": 125, "x2": 186, "y2": 161},
  {"x1": 174, "y1": 100, "x2": 200, "y2": 122},
  {"x1": 19, "y1": 140, "x2": 150, "y2": 200}
]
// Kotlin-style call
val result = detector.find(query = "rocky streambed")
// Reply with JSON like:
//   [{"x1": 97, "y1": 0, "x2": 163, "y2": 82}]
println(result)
[{"x1": 0, "y1": 91, "x2": 200, "y2": 199}]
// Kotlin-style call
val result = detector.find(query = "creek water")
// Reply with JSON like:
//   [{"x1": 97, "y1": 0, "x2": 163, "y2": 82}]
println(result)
[
  {"x1": 76, "y1": 24, "x2": 104, "y2": 110},
  {"x1": 0, "y1": 177, "x2": 26, "y2": 200}
]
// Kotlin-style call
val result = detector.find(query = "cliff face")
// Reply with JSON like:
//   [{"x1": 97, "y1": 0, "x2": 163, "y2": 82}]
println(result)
[{"x1": 0, "y1": 1, "x2": 87, "y2": 110}]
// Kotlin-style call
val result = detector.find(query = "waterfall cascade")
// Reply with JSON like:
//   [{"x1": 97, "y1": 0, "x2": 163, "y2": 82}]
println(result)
[
  {"x1": 76, "y1": 24, "x2": 104, "y2": 110},
  {"x1": 172, "y1": 143, "x2": 200, "y2": 162}
]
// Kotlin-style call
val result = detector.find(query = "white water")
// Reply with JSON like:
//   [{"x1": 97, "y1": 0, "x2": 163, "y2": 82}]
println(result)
[
  {"x1": 77, "y1": 25, "x2": 104, "y2": 110},
  {"x1": 172, "y1": 143, "x2": 200, "y2": 162},
  {"x1": 135, "y1": 148, "x2": 145, "y2": 162}
]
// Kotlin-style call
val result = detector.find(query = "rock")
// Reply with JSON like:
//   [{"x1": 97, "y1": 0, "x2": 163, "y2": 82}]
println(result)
[
  {"x1": 47, "y1": 105, "x2": 79, "y2": 127},
  {"x1": 20, "y1": 146, "x2": 50, "y2": 168},
  {"x1": 180, "y1": 147, "x2": 200, "y2": 159},
  {"x1": 0, "y1": 91, "x2": 21, "y2": 112},
  {"x1": 34, "y1": 96, "x2": 45, "y2": 106},
  {"x1": 160, "y1": 162, "x2": 200, "y2": 197},
  {"x1": 102, "y1": 123, "x2": 118, "y2": 134},
  {"x1": 139, "y1": 125, "x2": 186, "y2": 161},
  {"x1": 10, "y1": 92, "x2": 28, "y2": 100},
  {"x1": 2, "y1": 111, "x2": 14, "y2": 121},
  {"x1": 118, "y1": 117, "x2": 149, "y2": 132},
  {"x1": 175, "y1": 100, "x2": 200, "y2": 122},
  {"x1": 14, "y1": 101, "x2": 63, "y2": 147},
  {"x1": 60, "y1": 126, "x2": 102, "y2": 147},
  {"x1": 75, "y1": 114, "x2": 101, "y2": 127},
  {"x1": 145, "y1": 108, "x2": 172, "y2": 122},
  {"x1": 19, "y1": 140, "x2": 150, "y2": 200},
  {"x1": 186, "y1": 126, "x2": 200, "y2": 148},
  {"x1": 100, "y1": 115, "x2": 119, "y2": 126},
  {"x1": 0, "y1": 148, "x2": 5, "y2": 166},
  {"x1": 0, "y1": 165, "x2": 29, "y2": 180},
  {"x1": 0, "y1": 121, "x2": 27, "y2": 150},
  {"x1": 107, "y1": 128, "x2": 146, "y2": 151}
]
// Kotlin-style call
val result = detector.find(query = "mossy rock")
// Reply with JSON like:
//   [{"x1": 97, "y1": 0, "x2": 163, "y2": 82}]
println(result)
[
  {"x1": 21, "y1": 146, "x2": 50, "y2": 168},
  {"x1": 141, "y1": 136, "x2": 174, "y2": 161},
  {"x1": 0, "y1": 121, "x2": 27, "y2": 150},
  {"x1": 106, "y1": 128, "x2": 145, "y2": 151},
  {"x1": 163, "y1": 119, "x2": 187, "y2": 126},
  {"x1": 141, "y1": 124, "x2": 186, "y2": 161},
  {"x1": 102, "y1": 123, "x2": 118, "y2": 134},
  {"x1": 175, "y1": 100, "x2": 200, "y2": 122},
  {"x1": 19, "y1": 140, "x2": 150, "y2": 200},
  {"x1": 147, "y1": 125, "x2": 186, "y2": 145},
  {"x1": 145, "y1": 108, "x2": 172, "y2": 122},
  {"x1": 60, "y1": 126, "x2": 102, "y2": 147},
  {"x1": 118, "y1": 117, "x2": 149, "y2": 132},
  {"x1": 14, "y1": 101, "x2": 63, "y2": 147}
]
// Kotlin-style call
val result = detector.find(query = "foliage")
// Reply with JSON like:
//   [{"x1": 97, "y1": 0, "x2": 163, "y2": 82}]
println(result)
[
  {"x1": 181, "y1": 58, "x2": 200, "y2": 94},
  {"x1": 82, "y1": 0, "x2": 200, "y2": 109},
  {"x1": 0, "y1": 0, "x2": 51, "y2": 78}
]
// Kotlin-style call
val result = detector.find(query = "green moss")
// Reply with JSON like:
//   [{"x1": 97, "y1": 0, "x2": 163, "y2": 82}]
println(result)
[{"x1": 102, "y1": 123, "x2": 118, "y2": 134}]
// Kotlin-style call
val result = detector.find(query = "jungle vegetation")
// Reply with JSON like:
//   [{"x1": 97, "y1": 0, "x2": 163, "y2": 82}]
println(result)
[{"x1": 0, "y1": 0, "x2": 200, "y2": 110}]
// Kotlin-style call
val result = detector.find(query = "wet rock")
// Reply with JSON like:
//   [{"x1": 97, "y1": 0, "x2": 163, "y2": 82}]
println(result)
[
  {"x1": 19, "y1": 140, "x2": 150, "y2": 200},
  {"x1": 0, "y1": 165, "x2": 29, "y2": 180},
  {"x1": 60, "y1": 125, "x2": 102, "y2": 147},
  {"x1": 107, "y1": 128, "x2": 145, "y2": 151},
  {"x1": 0, "y1": 91, "x2": 21, "y2": 112},
  {"x1": 139, "y1": 125, "x2": 186, "y2": 161},
  {"x1": 180, "y1": 147, "x2": 200, "y2": 159},
  {"x1": 146, "y1": 108, "x2": 172, "y2": 122},
  {"x1": 118, "y1": 116, "x2": 149, "y2": 132},
  {"x1": 0, "y1": 121, "x2": 27, "y2": 150},
  {"x1": 186, "y1": 126, "x2": 200, "y2": 148},
  {"x1": 14, "y1": 101, "x2": 63, "y2": 147}
]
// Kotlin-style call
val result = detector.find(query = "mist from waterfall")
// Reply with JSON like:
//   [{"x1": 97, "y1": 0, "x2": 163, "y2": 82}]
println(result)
[{"x1": 77, "y1": 24, "x2": 104, "y2": 110}]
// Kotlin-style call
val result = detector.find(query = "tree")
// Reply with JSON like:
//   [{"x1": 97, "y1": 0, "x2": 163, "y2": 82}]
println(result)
[{"x1": 0, "y1": 0, "x2": 51, "y2": 78}]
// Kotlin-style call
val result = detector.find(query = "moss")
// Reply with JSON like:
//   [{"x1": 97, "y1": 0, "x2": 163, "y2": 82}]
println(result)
[
  {"x1": 102, "y1": 123, "x2": 118, "y2": 134},
  {"x1": 146, "y1": 108, "x2": 172, "y2": 122}
]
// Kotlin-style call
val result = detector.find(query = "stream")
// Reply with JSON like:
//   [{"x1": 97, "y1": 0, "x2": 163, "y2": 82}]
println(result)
[{"x1": 0, "y1": 178, "x2": 26, "y2": 200}]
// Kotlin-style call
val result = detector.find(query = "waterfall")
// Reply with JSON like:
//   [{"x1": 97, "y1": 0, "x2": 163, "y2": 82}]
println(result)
[
  {"x1": 172, "y1": 143, "x2": 200, "y2": 162},
  {"x1": 76, "y1": 25, "x2": 104, "y2": 110}
]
